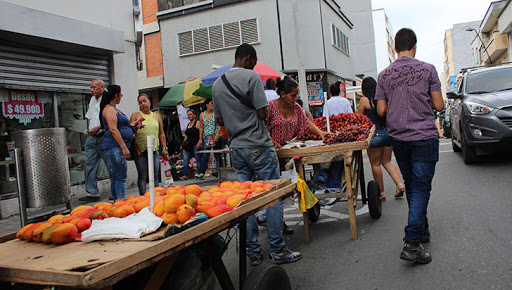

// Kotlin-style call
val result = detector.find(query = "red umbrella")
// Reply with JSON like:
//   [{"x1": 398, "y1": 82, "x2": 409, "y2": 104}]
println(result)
[{"x1": 202, "y1": 62, "x2": 285, "y2": 85}]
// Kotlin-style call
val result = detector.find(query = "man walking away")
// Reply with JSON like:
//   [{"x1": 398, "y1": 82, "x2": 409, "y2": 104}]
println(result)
[
  {"x1": 79, "y1": 79, "x2": 109, "y2": 202},
  {"x1": 376, "y1": 28, "x2": 444, "y2": 264},
  {"x1": 212, "y1": 43, "x2": 302, "y2": 266}
]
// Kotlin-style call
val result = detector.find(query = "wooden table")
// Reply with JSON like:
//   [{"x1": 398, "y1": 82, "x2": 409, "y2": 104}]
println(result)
[
  {"x1": 277, "y1": 126, "x2": 376, "y2": 243},
  {"x1": 0, "y1": 179, "x2": 296, "y2": 289}
]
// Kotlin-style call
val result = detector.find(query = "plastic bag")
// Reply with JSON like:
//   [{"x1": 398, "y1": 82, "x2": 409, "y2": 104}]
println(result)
[
  {"x1": 280, "y1": 161, "x2": 298, "y2": 183},
  {"x1": 296, "y1": 174, "x2": 319, "y2": 213},
  {"x1": 160, "y1": 156, "x2": 174, "y2": 187}
]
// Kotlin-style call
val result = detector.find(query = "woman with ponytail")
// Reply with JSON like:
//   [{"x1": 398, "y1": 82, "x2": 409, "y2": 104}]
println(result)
[
  {"x1": 357, "y1": 77, "x2": 404, "y2": 200},
  {"x1": 100, "y1": 85, "x2": 142, "y2": 201}
]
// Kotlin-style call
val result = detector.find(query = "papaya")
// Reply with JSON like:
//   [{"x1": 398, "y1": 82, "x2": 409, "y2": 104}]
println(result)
[
  {"x1": 23, "y1": 222, "x2": 43, "y2": 242},
  {"x1": 42, "y1": 224, "x2": 58, "y2": 244},
  {"x1": 196, "y1": 201, "x2": 215, "y2": 213},
  {"x1": 70, "y1": 205, "x2": 94, "y2": 216},
  {"x1": 50, "y1": 223, "x2": 78, "y2": 245},
  {"x1": 184, "y1": 184, "x2": 202, "y2": 196},
  {"x1": 204, "y1": 204, "x2": 232, "y2": 218},
  {"x1": 226, "y1": 194, "x2": 246, "y2": 208},
  {"x1": 110, "y1": 204, "x2": 136, "y2": 218},
  {"x1": 161, "y1": 212, "x2": 179, "y2": 225},
  {"x1": 47, "y1": 214, "x2": 65, "y2": 223},
  {"x1": 31, "y1": 223, "x2": 54, "y2": 242},
  {"x1": 69, "y1": 218, "x2": 92, "y2": 233},
  {"x1": 164, "y1": 194, "x2": 185, "y2": 213}
]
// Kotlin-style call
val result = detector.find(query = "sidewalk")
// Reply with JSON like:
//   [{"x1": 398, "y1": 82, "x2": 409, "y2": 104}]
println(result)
[{"x1": 0, "y1": 176, "x2": 219, "y2": 237}]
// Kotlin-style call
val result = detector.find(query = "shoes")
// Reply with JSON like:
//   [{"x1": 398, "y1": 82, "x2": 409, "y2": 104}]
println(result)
[
  {"x1": 400, "y1": 242, "x2": 432, "y2": 264},
  {"x1": 419, "y1": 228, "x2": 430, "y2": 243},
  {"x1": 395, "y1": 183, "x2": 405, "y2": 198},
  {"x1": 109, "y1": 195, "x2": 114, "y2": 200},
  {"x1": 212, "y1": 172, "x2": 218, "y2": 177},
  {"x1": 380, "y1": 193, "x2": 387, "y2": 200},
  {"x1": 180, "y1": 176, "x2": 188, "y2": 181},
  {"x1": 249, "y1": 251, "x2": 264, "y2": 266},
  {"x1": 78, "y1": 195, "x2": 101, "y2": 202},
  {"x1": 195, "y1": 173, "x2": 205, "y2": 180},
  {"x1": 283, "y1": 222, "x2": 294, "y2": 235},
  {"x1": 256, "y1": 216, "x2": 267, "y2": 227},
  {"x1": 269, "y1": 247, "x2": 302, "y2": 265}
]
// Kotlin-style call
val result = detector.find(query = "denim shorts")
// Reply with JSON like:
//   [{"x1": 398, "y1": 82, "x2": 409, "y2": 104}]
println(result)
[{"x1": 370, "y1": 129, "x2": 391, "y2": 148}]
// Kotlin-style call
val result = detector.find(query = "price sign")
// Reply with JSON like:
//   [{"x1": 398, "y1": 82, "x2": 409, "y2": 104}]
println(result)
[{"x1": 0, "y1": 90, "x2": 45, "y2": 125}]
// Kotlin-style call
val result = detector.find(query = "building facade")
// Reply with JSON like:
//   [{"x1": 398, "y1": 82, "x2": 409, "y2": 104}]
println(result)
[
  {"x1": 372, "y1": 8, "x2": 396, "y2": 74},
  {"x1": 141, "y1": 0, "x2": 376, "y2": 116},
  {"x1": 443, "y1": 21, "x2": 480, "y2": 93},
  {"x1": 0, "y1": 0, "x2": 141, "y2": 216}
]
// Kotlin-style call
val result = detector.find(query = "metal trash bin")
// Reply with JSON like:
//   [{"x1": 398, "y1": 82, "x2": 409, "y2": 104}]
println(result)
[{"x1": 15, "y1": 128, "x2": 71, "y2": 208}]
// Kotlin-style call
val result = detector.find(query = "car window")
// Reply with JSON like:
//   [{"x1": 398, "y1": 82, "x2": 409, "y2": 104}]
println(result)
[{"x1": 466, "y1": 67, "x2": 512, "y2": 94}]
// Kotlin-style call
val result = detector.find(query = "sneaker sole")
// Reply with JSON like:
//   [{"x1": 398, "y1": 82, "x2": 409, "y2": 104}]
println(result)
[
  {"x1": 269, "y1": 256, "x2": 302, "y2": 265},
  {"x1": 400, "y1": 253, "x2": 432, "y2": 264}
]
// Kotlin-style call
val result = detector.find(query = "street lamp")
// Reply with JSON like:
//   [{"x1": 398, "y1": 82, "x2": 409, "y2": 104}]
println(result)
[{"x1": 466, "y1": 27, "x2": 492, "y2": 65}]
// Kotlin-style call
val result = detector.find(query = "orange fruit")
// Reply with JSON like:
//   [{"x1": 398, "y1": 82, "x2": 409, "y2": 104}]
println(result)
[
  {"x1": 176, "y1": 204, "x2": 196, "y2": 223},
  {"x1": 161, "y1": 212, "x2": 179, "y2": 224},
  {"x1": 164, "y1": 194, "x2": 185, "y2": 213}
]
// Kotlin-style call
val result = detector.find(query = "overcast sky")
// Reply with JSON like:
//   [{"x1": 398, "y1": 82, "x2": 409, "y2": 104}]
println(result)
[{"x1": 371, "y1": 0, "x2": 495, "y2": 74}]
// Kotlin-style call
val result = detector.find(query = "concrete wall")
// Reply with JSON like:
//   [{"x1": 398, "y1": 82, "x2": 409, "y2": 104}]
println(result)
[
  {"x1": 373, "y1": 9, "x2": 388, "y2": 74},
  {"x1": 452, "y1": 21, "x2": 481, "y2": 74},
  {"x1": 160, "y1": 0, "x2": 282, "y2": 87}
]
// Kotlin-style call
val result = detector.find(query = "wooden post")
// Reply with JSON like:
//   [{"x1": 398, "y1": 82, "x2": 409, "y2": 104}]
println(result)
[
  {"x1": 295, "y1": 158, "x2": 310, "y2": 244},
  {"x1": 344, "y1": 151, "x2": 357, "y2": 240}
]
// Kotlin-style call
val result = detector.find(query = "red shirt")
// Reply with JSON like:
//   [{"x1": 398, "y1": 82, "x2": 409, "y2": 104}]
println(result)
[{"x1": 266, "y1": 101, "x2": 309, "y2": 145}]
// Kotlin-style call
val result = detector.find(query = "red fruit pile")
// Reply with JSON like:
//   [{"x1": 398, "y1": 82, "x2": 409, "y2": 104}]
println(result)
[{"x1": 298, "y1": 113, "x2": 374, "y2": 142}]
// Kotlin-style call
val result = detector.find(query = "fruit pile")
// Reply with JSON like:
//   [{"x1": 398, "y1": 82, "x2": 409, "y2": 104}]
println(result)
[
  {"x1": 297, "y1": 113, "x2": 374, "y2": 142},
  {"x1": 16, "y1": 181, "x2": 274, "y2": 245}
]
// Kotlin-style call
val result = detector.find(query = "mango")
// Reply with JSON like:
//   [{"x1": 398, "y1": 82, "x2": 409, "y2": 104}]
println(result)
[
  {"x1": 47, "y1": 214, "x2": 65, "y2": 223},
  {"x1": 153, "y1": 200, "x2": 165, "y2": 217},
  {"x1": 42, "y1": 224, "x2": 58, "y2": 244},
  {"x1": 164, "y1": 194, "x2": 185, "y2": 213},
  {"x1": 196, "y1": 201, "x2": 215, "y2": 214},
  {"x1": 31, "y1": 223, "x2": 54, "y2": 242},
  {"x1": 176, "y1": 204, "x2": 196, "y2": 223},
  {"x1": 133, "y1": 198, "x2": 150, "y2": 213},
  {"x1": 204, "y1": 204, "x2": 232, "y2": 218},
  {"x1": 16, "y1": 224, "x2": 33, "y2": 240},
  {"x1": 161, "y1": 212, "x2": 179, "y2": 224},
  {"x1": 185, "y1": 194, "x2": 197, "y2": 208},
  {"x1": 50, "y1": 223, "x2": 78, "y2": 245},
  {"x1": 69, "y1": 218, "x2": 92, "y2": 233},
  {"x1": 184, "y1": 184, "x2": 202, "y2": 196},
  {"x1": 23, "y1": 222, "x2": 43, "y2": 242},
  {"x1": 70, "y1": 205, "x2": 94, "y2": 216},
  {"x1": 226, "y1": 194, "x2": 246, "y2": 208},
  {"x1": 110, "y1": 204, "x2": 136, "y2": 218}
]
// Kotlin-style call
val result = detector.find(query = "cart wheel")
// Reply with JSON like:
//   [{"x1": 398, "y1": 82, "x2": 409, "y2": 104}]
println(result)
[
  {"x1": 242, "y1": 262, "x2": 292, "y2": 290},
  {"x1": 367, "y1": 180, "x2": 382, "y2": 219},
  {"x1": 307, "y1": 202, "x2": 321, "y2": 223}
]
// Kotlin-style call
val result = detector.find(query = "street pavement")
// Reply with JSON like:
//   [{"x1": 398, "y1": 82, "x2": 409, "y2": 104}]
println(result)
[{"x1": 3, "y1": 139, "x2": 512, "y2": 289}]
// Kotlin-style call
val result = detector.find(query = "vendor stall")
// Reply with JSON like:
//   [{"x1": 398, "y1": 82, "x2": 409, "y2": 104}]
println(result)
[{"x1": 0, "y1": 179, "x2": 295, "y2": 289}]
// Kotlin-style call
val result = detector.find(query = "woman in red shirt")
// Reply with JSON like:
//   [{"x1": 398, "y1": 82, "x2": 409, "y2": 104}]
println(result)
[{"x1": 266, "y1": 77, "x2": 328, "y2": 148}]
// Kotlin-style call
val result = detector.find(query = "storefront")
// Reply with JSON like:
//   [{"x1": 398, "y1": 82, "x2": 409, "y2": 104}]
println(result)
[{"x1": 0, "y1": 42, "x2": 112, "y2": 198}]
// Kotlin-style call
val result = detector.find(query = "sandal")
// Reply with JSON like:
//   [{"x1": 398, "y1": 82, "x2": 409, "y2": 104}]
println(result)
[
  {"x1": 395, "y1": 183, "x2": 405, "y2": 198},
  {"x1": 380, "y1": 193, "x2": 386, "y2": 200}
]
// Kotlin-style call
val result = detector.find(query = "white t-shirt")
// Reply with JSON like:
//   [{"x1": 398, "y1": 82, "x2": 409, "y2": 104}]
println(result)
[
  {"x1": 265, "y1": 90, "x2": 279, "y2": 102},
  {"x1": 323, "y1": 96, "x2": 353, "y2": 116},
  {"x1": 85, "y1": 96, "x2": 102, "y2": 130}
]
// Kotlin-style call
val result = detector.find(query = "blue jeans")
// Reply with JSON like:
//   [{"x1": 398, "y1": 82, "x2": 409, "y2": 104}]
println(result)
[
  {"x1": 198, "y1": 141, "x2": 212, "y2": 175},
  {"x1": 230, "y1": 146, "x2": 284, "y2": 256},
  {"x1": 182, "y1": 147, "x2": 200, "y2": 176},
  {"x1": 390, "y1": 138, "x2": 439, "y2": 243},
  {"x1": 104, "y1": 146, "x2": 128, "y2": 201},
  {"x1": 135, "y1": 150, "x2": 160, "y2": 196},
  {"x1": 84, "y1": 135, "x2": 109, "y2": 196}
]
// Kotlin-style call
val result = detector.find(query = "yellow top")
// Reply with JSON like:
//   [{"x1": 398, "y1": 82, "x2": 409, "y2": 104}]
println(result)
[{"x1": 135, "y1": 111, "x2": 159, "y2": 152}]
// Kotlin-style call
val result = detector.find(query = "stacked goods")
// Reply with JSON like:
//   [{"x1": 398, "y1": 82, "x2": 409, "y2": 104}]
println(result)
[
  {"x1": 16, "y1": 182, "x2": 276, "y2": 244},
  {"x1": 297, "y1": 113, "x2": 374, "y2": 142}
]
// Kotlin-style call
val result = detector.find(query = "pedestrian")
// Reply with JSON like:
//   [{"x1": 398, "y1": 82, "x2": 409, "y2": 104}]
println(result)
[
  {"x1": 100, "y1": 85, "x2": 142, "y2": 201},
  {"x1": 296, "y1": 98, "x2": 313, "y2": 121},
  {"x1": 323, "y1": 81, "x2": 353, "y2": 116},
  {"x1": 264, "y1": 78, "x2": 279, "y2": 102},
  {"x1": 357, "y1": 76, "x2": 405, "y2": 200},
  {"x1": 376, "y1": 28, "x2": 444, "y2": 264},
  {"x1": 130, "y1": 93, "x2": 168, "y2": 196},
  {"x1": 180, "y1": 109, "x2": 201, "y2": 180},
  {"x1": 212, "y1": 43, "x2": 302, "y2": 266},
  {"x1": 197, "y1": 98, "x2": 219, "y2": 179},
  {"x1": 79, "y1": 79, "x2": 109, "y2": 202}
]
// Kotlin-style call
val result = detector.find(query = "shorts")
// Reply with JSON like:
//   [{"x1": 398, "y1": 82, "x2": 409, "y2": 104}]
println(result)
[{"x1": 370, "y1": 129, "x2": 391, "y2": 148}]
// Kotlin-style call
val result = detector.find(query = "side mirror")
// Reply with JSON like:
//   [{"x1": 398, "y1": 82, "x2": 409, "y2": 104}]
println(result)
[{"x1": 446, "y1": 90, "x2": 461, "y2": 99}]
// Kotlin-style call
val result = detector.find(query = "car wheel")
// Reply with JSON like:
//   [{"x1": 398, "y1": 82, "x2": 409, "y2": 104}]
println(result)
[
  {"x1": 307, "y1": 202, "x2": 321, "y2": 223},
  {"x1": 452, "y1": 137, "x2": 461, "y2": 152},
  {"x1": 461, "y1": 129, "x2": 479, "y2": 164}
]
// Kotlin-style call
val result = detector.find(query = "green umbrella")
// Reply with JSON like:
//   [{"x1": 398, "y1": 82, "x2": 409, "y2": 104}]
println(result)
[
  {"x1": 193, "y1": 84, "x2": 212, "y2": 99},
  {"x1": 158, "y1": 78, "x2": 203, "y2": 107}
]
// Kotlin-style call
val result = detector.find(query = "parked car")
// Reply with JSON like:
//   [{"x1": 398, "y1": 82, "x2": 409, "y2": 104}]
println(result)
[
  {"x1": 447, "y1": 63, "x2": 512, "y2": 164},
  {"x1": 439, "y1": 107, "x2": 451, "y2": 138}
]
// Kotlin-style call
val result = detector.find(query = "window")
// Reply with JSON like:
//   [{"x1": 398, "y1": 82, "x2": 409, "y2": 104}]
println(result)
[
  {"x1": 331, "y1": 23, "x2": 350, "y2": 55},
  {"x1": 177, "y1": 18, "x2": 260, "y2": 56}
]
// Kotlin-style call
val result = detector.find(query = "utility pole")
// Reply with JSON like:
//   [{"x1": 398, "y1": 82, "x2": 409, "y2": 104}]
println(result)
[
  {"x1": 467, "y1": 27, "x2": 492, "y2": 65},
  {"x1": 292, "y1": 0, "x2": 309, "y2": 112}
]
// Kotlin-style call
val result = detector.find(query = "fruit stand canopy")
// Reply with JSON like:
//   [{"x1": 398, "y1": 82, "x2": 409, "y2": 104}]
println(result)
[{"x1": 159, "y1": 78, "x2": 203, "y2": 107}]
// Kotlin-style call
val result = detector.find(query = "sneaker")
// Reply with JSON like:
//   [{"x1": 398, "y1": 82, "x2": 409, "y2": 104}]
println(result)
[
  {"x1": 180, "y1": 176, "x2": 188, "y2": 181},
  {"x1": 249, "y1": 252, "x2": 264, "y2": 266},
  {"x1": 78, "y1": 195, "x2": 101, "y2": 202},
  {"x1": 268, "y1": 247, "x2": 302, "y2": 265},
  {"x1": 419, "y1": 228, "x2": 430, "y2": 243},
  {"x1": 400, "y1": 242, "x2": 432, "y2": 264},
  {"x1": 283, "y1": 222, "x2": 294, "y2": 235}
]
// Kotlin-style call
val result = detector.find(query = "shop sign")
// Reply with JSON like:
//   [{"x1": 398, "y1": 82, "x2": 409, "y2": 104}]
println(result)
[
  {"x1": 307, "y1": 82, "x2": 324, "y2": 106},
  {"x1": 340, "y1": 82, "x2": 346, "y2": 98},
  {"x1": 0, "y1": 90, "x2": 47, "y2": 125}
]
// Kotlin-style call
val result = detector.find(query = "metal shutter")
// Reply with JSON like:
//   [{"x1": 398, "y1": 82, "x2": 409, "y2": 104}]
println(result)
[
  {"x1": 223, "y1": 21, "x2": 241, "y2": 48},
  {"x1": 209, "y1": 25, "x2": 224, "y2": 50},
  {"x1": 178, "y1": 31, "x2": 194, "y2": 55},
  {"x1": 240, "y1": 18, "x2": 258, "y2": 44},
  {"x1": 193, "y1": 27, "x2": 209, "y2": 53},
  {"x1": 0, "y1": 43, "x2": 109, "y2": 93}
]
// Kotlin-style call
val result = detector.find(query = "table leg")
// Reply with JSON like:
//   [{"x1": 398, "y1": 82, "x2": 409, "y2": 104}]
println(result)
[
  {"x1": 143, "y1": 254, "x2": 177, "y2": 290},
  {"x1": 344, "y1": 152, "x2": 358, "y2": 240},
  {"x1": 295, "y1": 159, "x2": 310, "y2": 244},
  {"x1": 204, "y1": 238, "x2": 235, "y2": 290}
]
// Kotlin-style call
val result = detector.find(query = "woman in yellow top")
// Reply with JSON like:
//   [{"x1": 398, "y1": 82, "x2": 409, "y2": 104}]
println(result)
[{"x1": 130, "y1": 93, "x2": 168, "y2": 196}]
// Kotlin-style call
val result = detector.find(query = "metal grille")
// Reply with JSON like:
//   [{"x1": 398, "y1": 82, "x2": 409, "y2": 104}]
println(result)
[
  {"x1": 15, "y1": 128, "x2": 70, "y2": 208},
  {"x1": 0, "y1": 43, "x2": 109, "y2": 93},
  {"x1": 223, "y1": 21, "x2": 241, "y2": 48},
  {"x1": 178, "y1": 31, "x2": 194, "y2": 55},
  {"x1": 193, "y1": 27, "x2": 209, "y2": 53},
  {"x1": 209, "y1": 25, "x2": 224, "y2": 50},
  {"x1": 499, "y1": 117, "x2": 512, "y2": 128},
  {"x1": 241, "y1": 18, "x2": 258, "y2": 44}
]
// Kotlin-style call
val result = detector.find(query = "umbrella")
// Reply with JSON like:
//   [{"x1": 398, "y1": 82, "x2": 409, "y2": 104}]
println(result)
[
  {"x1": 201, "y1": 62, "x2": 285, "y2": 86},
  {"x1": 192, "y1": 83, "x2": 212, "y2": 99},
  {"x1": 158, "y1": 78, "x2": 204, "y2": 108}
]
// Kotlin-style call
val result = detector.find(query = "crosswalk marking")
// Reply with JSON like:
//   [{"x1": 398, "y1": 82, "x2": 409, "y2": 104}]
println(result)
[{"x1": 283, "y1": 204, "x2": 369, "y2": 225}]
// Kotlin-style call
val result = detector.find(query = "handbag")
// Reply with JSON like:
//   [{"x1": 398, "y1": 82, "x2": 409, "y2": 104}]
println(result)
[{"x1": 129, "y1": 138, "x2": 142, "y2": 160}]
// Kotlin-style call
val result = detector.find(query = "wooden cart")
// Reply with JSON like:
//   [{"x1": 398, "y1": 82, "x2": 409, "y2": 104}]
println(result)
[
  {"x1": 277, "y1": 126, "x2": 379, "y2": 243},
  {"x1": 0, "y1": 179, "x2": 296, "y2": 290}
]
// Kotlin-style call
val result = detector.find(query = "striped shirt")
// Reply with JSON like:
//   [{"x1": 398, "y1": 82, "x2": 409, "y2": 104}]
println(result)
[{"x1": 375, "y1": 56, "x2": 441, "y2": 141}]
